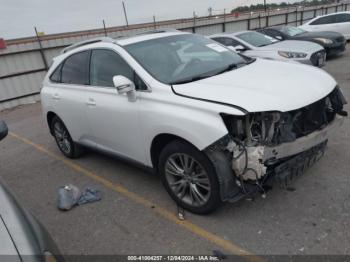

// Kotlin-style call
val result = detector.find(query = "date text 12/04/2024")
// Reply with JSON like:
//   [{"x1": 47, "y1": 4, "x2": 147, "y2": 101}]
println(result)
[{"x1": 127, "y1": 255, "x2": 220, "y2": 261}]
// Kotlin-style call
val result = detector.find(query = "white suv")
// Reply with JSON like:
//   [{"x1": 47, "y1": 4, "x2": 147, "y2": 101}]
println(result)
[
  {"x1": 41, "y1": 31, "x2": 347, "y2": 214},
  {"x1": 299, "y1": 12, "x2": 350, "y2": 40}
]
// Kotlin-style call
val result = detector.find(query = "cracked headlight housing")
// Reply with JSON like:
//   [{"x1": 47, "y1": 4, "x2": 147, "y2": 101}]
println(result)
[
  {"x1": 278, "y1": 51, "x2": 307, "y2": 58},
  {"x1": 313, "y1": 38, "x2": 333, "y2": 45}
]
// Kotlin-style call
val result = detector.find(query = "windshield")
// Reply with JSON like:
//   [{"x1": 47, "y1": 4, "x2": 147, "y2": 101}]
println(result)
[
  {"x1": 124, "y1": 34, "x2": 248, "y2": 85},
  {"x1": 280, "y1": 26, "x2": 307, "y2": 36},
  {"x1": 236, "y1": 31, "x2": 276, "y2": 47}
]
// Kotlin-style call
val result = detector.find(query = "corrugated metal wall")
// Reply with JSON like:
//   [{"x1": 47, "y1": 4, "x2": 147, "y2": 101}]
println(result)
[{"x1": 0, "y1": 2, "x2": 349, "y2": 111}]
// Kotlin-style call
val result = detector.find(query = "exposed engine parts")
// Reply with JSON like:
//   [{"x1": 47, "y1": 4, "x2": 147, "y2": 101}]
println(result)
[
  {"x1": 219, "y1": 87, "x2": 347, "y2": 183},
  {"x1": 231, "y1": 145, "x2": 266, "y2": 181}
]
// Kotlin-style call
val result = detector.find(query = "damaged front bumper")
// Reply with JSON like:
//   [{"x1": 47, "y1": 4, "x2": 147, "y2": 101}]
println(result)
[
  {"x1": 205, "y1": 115, "x2": 345, "y2": 203},
  {"x1": 263, "y1": 115, "x2": 344, "y2": 162},
  {"x1": 205, "y1": 87, "x2": 347, "y2": 202},
  {"x1": 234, "y1": 140, "x2": 328, "y2": 202}
]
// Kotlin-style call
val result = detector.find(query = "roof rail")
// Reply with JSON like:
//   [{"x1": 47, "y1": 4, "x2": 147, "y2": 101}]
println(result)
[
  {"x1": 61, "y1": 37, "x2": 116, "y2": 54},
  {"x1": 137, "y1": 28, "x2": 181, "y2": 35}
]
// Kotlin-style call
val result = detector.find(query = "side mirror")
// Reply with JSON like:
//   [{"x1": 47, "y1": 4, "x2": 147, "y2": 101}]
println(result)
[
  {"x1": 0, "y1": 121, "x2": 8, "y2": 141},
  {"x1": 113, "y1": 75, "x2": 137, "y2": 102},
  {"x1": 234, "y1": 45, "x2": 245, "y2": 52}
]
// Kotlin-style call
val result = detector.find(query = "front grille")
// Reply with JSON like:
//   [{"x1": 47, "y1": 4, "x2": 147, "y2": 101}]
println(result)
[
  {"x1": 310, "y1": 50, "x2": 326, "y2": 66},
  {"x1": 281, "y1": 87, "x2": 345, "y2": 139},
  {"x1": 334, "y1": 45, "x2": 346, "y2": 52}
]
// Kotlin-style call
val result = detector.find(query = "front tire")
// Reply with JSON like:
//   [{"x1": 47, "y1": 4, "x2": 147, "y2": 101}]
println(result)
[
  {"x1": 158, "y1": 140, "x2": 221, "y2": 214},
  {"x1": 51, "y1": 116, "x2": 83, "y2": 158}
]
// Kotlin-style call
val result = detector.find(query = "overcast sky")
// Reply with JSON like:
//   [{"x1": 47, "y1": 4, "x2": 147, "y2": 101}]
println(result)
[{"x1": 0, "y1": 0, "x2": 292, "y2": 40}]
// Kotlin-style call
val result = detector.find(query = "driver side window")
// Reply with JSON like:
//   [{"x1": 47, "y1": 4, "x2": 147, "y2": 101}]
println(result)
[
  {"x1": 90, "y1": 49, "x2": 147, "y2": 90},
  {"x1": 90, "y1": 49, "x2": 133, "y2": 87}
]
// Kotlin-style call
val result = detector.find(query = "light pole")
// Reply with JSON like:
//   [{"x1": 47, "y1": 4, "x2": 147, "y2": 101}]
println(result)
[
  {"x1": 208, "y1": 7, "x2": 213, "y2": 17},
  {"x1": 122, "y1": 1, "x2": 129, "y2": 27}
]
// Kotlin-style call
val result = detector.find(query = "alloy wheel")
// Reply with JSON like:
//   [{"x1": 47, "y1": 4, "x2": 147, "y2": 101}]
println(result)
[
  {"x1": 53, "y1": 121, "x2": 71, "y2": 154},
  {"x1": 164, "y1": 153, "x2": 211, "y2": 207}
]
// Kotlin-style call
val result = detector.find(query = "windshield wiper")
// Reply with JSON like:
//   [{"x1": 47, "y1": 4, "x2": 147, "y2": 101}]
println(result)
[
  {"x1": 215, "y1": 63, "x2": 239, "y2": 75},
  {"x1": 170, "y1": 75, "x2": 211, "y2": 85},
  {"x1": 245, "y1": 57, "x2": 256, "y2": 64},
  {"x1": 170, "y1": 63, "x2": 243, "y2": 85}
]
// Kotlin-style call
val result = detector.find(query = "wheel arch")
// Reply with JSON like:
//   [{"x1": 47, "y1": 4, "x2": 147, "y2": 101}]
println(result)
[
  {"x1": 150, "y1": 133, "x2": 200, "y2": 170},
  {"x1": 47, "y1": 111, "x2": 58, "y2": 135},
  {"x1": 46, "y1": 111, "x2": 65, "y2": 135}
]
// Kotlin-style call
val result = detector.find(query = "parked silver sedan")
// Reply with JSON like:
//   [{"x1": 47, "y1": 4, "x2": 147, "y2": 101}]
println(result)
[
  {"x1": 0, "y1": 121, "x2": 64, "y2": 262},
  {"x1": 210, "y1": 31, "x2": 326, "y2": 67}
]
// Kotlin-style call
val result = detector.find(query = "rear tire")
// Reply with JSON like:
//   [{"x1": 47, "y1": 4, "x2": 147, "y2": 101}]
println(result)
[
  {"x1": 51, "y1": 116, "x2": 83, "y2": 158},
  {"x1": 158, "y1": 140, "x2": 221, "y2": 214}
]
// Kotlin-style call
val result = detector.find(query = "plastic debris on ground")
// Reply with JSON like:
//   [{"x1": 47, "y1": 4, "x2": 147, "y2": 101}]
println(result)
[
  {"x1": 177, "y1": 205, "x2": 185, "y2": 220},
  {"x1": 57, "y1": 184, "x2": 101, "y2": 211}
]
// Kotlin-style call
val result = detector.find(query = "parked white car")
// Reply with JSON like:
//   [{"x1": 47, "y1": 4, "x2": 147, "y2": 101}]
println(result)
[
  {"x1": 41, "y1": 31, "x2": 347, "y2": 214},
  {"x1": 210, "y1": 31, "x2": 326, "y2": 66},
  {"x1": 300, "y1": 11, "x2": 350, "y2": 40}
]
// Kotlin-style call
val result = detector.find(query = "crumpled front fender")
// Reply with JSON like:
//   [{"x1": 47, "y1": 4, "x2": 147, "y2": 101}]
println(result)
[{"x1": 204, "y1": 137, "x2": 241, "y2": 202}]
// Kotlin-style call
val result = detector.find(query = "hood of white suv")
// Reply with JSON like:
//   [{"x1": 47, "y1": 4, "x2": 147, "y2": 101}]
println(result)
[
  {"x1": 172, "y1": 59, "x2": 336, "y2": 113},
  {"x1": 258, "y1": 40, "x2": 323, "y2": 53}
]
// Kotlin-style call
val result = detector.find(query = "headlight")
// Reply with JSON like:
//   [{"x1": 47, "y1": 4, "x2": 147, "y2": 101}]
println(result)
[
  {"x1": 313, "y1": 38, "x2": 333, "y2": 45},
  {"x1": 278, "y1": 51, "x2": 307, "y2": 59}
]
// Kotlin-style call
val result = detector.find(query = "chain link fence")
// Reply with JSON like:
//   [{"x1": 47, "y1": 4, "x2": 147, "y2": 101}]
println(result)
[{"x1": 0, "y1": 1, "x2": 349, "y2": 110}]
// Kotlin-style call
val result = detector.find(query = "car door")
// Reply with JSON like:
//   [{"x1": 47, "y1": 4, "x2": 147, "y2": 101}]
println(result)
[
  {"x1": 50, "y1": 50, "x2": 92, "y2": 144},
  {"x1": 85, "y1": 48, "x2": 145, "y2": 162}
]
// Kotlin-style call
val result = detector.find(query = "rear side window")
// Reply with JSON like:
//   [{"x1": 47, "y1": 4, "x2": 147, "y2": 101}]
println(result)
[
  {"x1": 90, "y1": 49, "x2": 133, "y2": 87},
  {"x1": 335, "y1": 13, "x2": 350, "y2": 23},
  {"x1": 50, "y1": 64, "x2": 62, "y2": 83},
  {"x1": 310, "y1": 15, "x2": 337, "y2": 25},
  {"x1": 61, "y1": 51, "x2": 90, "y2": 85}
]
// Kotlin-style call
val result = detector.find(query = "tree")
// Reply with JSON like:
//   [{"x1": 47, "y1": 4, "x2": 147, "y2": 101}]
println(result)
[{"x1": 231, "y1": 0, "x2": 334, "y2": 13}]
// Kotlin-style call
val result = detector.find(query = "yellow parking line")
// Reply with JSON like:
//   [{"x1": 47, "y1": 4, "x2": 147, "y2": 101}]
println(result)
[{"x1": 9, "y1": 131, "x2": 263, "y2": 262}]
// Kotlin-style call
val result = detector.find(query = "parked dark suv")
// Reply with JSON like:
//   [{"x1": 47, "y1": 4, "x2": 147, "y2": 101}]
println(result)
[{"x1": 258, "y1": 26, "x2": 346, "y2": 56}]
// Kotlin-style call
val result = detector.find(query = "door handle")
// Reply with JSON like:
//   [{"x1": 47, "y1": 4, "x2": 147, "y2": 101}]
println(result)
[
  {"x1": 86, "y1": 98, "x2": 96, "y2": 106},
  {"x1": 52, "y1": 93, "x2": 60, "y2": 100}
]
